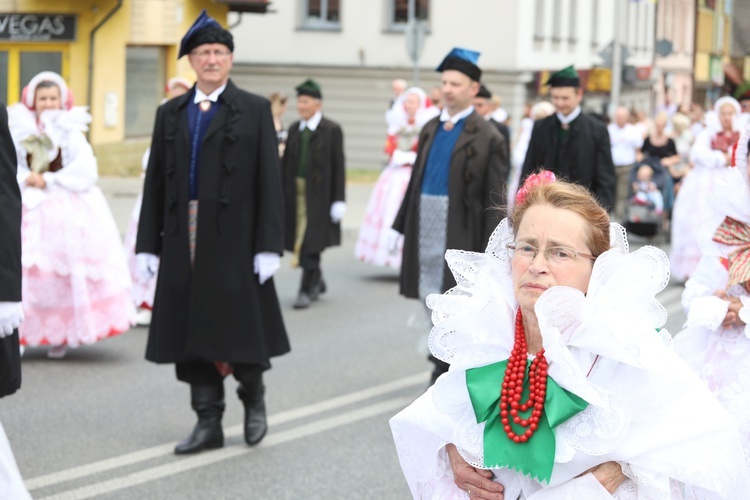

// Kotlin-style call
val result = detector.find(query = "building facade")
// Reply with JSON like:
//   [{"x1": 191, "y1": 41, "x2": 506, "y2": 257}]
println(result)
[
  {"x1": 231, "y1": 0, "x2": 656, "y2": 170},
  {"x1": 653, "y1": 0, "x2": 696, "y2": 114},
  {"x1": 0, "y1": 0, "x2": 245, "y2": 174},
  {"x1": 693, "y1": 0, "x2": 733, "y2": 107}
]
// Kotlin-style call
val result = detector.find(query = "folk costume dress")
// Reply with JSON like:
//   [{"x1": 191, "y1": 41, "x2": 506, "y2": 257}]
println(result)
[
  {"x1": 673, "y1": 159, "x2": 750, "y2": 465},
  {"x1": 355, "y1": 87, "x2": 438, "y2": 268},
  {"x1": 390, "y1": 219, "x2": 749, "y2": 499},
  {"x1": 671, "y1": 97, "x2": 742, "y2": 282},
  {"x1": 8, "y1": 77, "x2": 134, "y2": 348}
]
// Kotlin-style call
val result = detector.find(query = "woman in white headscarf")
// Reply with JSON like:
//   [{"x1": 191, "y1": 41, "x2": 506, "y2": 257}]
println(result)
[
  {"x1": 8, "y1": 71, "x2": 135, "y2": 358},
  {"x1": 356, "y1": 87, "x2": 439, "y2": 268},
  {"x1": 671, "y1": 96, "x2": 742, "y2": 282}
]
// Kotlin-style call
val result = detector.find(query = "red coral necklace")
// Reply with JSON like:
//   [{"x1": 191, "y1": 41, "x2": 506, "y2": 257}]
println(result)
[{"x1": 499, "y1": 308, "x2": 548, "y2": 443}]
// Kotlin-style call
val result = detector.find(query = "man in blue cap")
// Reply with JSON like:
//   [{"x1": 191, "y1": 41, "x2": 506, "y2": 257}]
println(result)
[
  {"x1": 136, "y1": 10, "x2": 290, "y2": 455},
  {"x1": 392, "y1": 47, "x2": 509, "y2": 386},
  {"x1": 520, "y1": 66, "x2": 616, "y2": 210},
  {"x1": 281, "y1": 79, "x2": 346, "y2": 309}
]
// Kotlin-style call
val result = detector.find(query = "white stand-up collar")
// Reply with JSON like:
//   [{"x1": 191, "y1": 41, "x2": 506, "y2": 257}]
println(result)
[{"x1": 299, "y1": 110, "x2": 323, "y2": 131}]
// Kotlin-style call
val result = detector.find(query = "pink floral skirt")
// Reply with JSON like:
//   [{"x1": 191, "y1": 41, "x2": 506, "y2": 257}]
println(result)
[{"x1": 19, "y1": 185, "x2": 135, "y2": 347}]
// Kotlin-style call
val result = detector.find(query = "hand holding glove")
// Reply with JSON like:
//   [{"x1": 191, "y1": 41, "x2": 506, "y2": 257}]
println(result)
[
  {"x1": 254, "y1": 252, "x2": 281, "y2": 285},
  {"x1": 0, "y1": 302, "x2": 24, "y2": 338},
  {"x1": 330, "y1": 201, "x2": 347, "y2": 224},
  {"x1": 136, "y1": 253, "x2": 160, "y2": 281}
]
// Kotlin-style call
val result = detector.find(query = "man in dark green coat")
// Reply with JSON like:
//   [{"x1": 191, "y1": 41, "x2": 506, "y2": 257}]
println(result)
[{"x1": 281, "y1": 79, "x2": 346, "y2": 309}]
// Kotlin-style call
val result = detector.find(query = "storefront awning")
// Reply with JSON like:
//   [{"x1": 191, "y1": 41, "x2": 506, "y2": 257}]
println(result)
[{"x1": 213, "y1": 0, "x2": 271, "y2": 13}]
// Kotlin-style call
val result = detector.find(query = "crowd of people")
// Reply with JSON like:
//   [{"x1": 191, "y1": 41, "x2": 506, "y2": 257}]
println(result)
[{"x1": 3, "y1": 8, "x2": 750, "y2": 497}]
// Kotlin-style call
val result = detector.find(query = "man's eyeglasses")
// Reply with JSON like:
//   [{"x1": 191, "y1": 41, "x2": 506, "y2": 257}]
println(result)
[
  {"x1": 190, "y1": 49, "x2": 231, "y2": 60},
  {"x1": 506, "y1": 242, "x2": 596, "y2": 266}
]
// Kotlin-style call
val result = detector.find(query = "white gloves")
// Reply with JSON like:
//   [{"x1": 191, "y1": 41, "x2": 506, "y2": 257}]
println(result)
[
  {"x1": 137, "y1": 253, "x2": 160, "y2": 281},
  {"x1": 0, "y1": 302, "x2": 24, "y2": 338},
  {"x1": 385, "y1": 228, "x2": 401, "y2": 255},
  {"x1": 330, "y1": 201, "x2": 347, "y2": 224},
  {"x1": 254, "y1": 252, "x2": 281, "y2": 285}
]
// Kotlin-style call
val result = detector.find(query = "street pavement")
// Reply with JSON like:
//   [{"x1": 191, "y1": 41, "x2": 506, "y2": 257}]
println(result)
[{"x1": 0, "y1": 177, "x2": 687, "y2": 499}]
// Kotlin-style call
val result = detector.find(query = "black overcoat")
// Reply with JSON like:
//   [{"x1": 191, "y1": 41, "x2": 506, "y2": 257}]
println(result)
[
  {"x1": 0, "y1": 103, "x2": 22, "y2": 397},
  {"x1": 521, "y1": 112, "x2": 616, "y2": 210},
  {"x1": 393, "y1": 111, "x2": 509, "y2": 299},
  {"x1": 281, "y1": 116, "x2": 345, "y2": 253},
  {"x1": 136, "y1": 80, "x2": 290, "y2": 366}
]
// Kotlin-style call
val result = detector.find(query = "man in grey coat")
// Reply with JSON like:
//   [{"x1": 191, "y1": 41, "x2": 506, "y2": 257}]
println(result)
[{"x1": 392, "y1": 47, "x2": 509, "y2": 385}]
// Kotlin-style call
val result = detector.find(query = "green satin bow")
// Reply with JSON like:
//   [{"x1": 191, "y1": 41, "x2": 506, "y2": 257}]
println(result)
[{"x1": 466, "y1": 359, "x2": 588, "y2": 483}]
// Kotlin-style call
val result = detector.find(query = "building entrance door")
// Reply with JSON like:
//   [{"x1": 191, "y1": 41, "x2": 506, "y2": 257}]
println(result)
[{"x1": 1, "y1": 44, "x2": 68, "y2": 104}]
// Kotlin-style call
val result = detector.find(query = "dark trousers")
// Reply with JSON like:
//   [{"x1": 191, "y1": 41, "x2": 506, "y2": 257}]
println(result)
[
  {"x1": 299, "y1": 246, "x2": 321, "y2": 271},
  {"x1": 176, "y1": 361, "x2": 265, "y2": 388},
  {"x1": 0, "y1": 331, "x2": 21, "y2": 398}
]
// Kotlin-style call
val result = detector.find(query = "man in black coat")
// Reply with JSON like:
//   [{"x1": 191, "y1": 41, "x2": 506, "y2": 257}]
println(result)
[
  {"x1": 521, "y1": 66, "x2": 616, "y2": 210},
  {"x1": 474, "y1": 84, "x2": 511, "y2": 160},
  {"x1": 0, "y1": 103, "x2": 23, "y2": 398},
  {"x1": 0, "y1": 103, "x2": 30, "y2": 497},
  {"x1": 136, "y1": 10, "x2": 290, "y2": 455},
  {"x1": 281, "y1": 79, "x2": 346, "y2": 309}
]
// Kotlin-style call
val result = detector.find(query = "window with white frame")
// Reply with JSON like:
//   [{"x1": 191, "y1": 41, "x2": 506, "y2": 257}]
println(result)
[
  {"x1": 302, "y1": 0, "x2": 340, "y2": 29},
  {"x1": 591, "y1": 0, "x2": 598, "y2": 47},
  {"x1": 389, "y1": 0, "x2": 429, "y2": 30},
  {"x1": 551, "y1": 0, "x2": 562, "y2": 41}
]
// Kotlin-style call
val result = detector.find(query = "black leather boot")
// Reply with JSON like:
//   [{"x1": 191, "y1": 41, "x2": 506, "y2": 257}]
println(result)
[
  {"x1": 237, "y1": 377, "x2": 267, "y2": 445},
  {"x1": 174, "y1": 384, "x2": 225, "y2": 455},
  {"x1": 308, "y1": 269, "x2": 326, "y2": 301},
  {"x1": 293, "y1": 269, "x2": 314, "y2": 309}
]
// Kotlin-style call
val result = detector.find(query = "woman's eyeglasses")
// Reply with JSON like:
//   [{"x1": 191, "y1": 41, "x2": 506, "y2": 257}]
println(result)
[{"x1": 506, "y1": 242, "x2": 596, "y2": 266}]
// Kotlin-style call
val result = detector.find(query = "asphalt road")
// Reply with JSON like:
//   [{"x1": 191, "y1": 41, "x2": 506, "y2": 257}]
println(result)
[{"x1": 0, "y1": 178, "x2": 687, "y2": 499}]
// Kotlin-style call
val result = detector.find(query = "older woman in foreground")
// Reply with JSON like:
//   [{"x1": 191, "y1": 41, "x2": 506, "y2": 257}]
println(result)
[{"x1": 390, "y1": 173, "x2": 748, "y2": 499}]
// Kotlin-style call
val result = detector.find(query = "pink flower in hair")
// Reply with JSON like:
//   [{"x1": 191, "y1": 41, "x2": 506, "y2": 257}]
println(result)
[{"x1": 515, "y1": 170, "x2": 556, "y2": 205}]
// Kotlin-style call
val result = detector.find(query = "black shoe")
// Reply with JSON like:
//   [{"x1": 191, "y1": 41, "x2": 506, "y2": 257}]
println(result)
[
  {"x1": 237, "y1": 384, "x2": 267, "y2": 445},
  {"x1": 309, "y1": 269, "x2": 325, "y2": 301},
  {"x1": 293, "y1": 290, "x2": 312, "y2": 309},
  {"x1": 174, "y1": 385, "x2": 225, "y2": 455}
]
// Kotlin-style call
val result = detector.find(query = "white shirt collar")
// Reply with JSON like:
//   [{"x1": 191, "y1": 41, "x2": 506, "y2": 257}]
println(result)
[
  {"x1": 440, "y1": 105, "x2": 474, "y2": 124},
  {"x1": 556, "y1": 106, "x2": 582, "y2": 125},
  {"x1": 194, "y1": 83, "x2": 227, "y2": 104},
  {"x1": 299, "y1": 110, "x2": 323, "y2": 131}
]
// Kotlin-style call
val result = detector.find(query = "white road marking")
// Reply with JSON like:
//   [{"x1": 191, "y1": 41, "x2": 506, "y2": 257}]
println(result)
[
  {"x1": 37, "y1": 397, "x2": 413, "y2": 500},
  {"x1": 26, "y1": 373, "x2": 425, "y2": 491}
]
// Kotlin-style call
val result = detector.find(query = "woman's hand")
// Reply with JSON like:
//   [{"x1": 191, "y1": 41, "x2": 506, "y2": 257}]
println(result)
[
  {"x1": 580, "y1": 461, "x2": 627, "y2": 493},
  {"x1": 25, "y1": 172, "x2": 46, "y2": 189},
  {"x1": 446, "y1": 444, "x2": 504, "y2": 499},
  {"x1": 722, "y1": 296, "x2": 745, "y2": 329}
]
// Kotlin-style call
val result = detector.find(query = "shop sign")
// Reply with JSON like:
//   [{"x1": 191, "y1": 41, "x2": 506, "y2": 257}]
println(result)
[{"x1": 0, "y1": 14, "x2": 77, "y2": 42}]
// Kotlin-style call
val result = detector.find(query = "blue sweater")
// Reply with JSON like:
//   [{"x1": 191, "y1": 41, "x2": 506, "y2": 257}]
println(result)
[{"x1": 421, "y1": 119, "x2": 466, "y2": 196}]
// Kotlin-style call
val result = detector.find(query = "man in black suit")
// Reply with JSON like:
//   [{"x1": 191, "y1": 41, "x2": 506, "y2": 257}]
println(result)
[
  {"x1": 521, "y1": 66, "x2": 616, "y2": 210},
  {"x1": 0, "y1": 102, "x2": 31, "y2": 497},
  {"x1": 474, "y1": 84, "x2": 511, "y2": 160},
  {"x1": 137, "y1": 10, "x2": 290, "y2": 455}
]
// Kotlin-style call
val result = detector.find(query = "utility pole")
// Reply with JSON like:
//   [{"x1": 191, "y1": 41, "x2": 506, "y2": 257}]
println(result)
[{"x1": 610, "y1": 0, "x2": 624, "y2": 117}]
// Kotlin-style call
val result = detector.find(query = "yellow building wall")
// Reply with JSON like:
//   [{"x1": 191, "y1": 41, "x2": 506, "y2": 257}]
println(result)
[{"x1": 1, "y1": 0, "x2": 229, "y2": 174}]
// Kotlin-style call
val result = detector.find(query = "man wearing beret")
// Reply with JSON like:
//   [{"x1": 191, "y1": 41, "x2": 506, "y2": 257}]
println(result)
[
  {"x1": 281, "y1": 79, "x2": 346, "y2": 309},
  {"x1": 137, "y1": 10, "x2": 290, "y2": 454},
  {"x1": 0, "y1": 102, "x2": 31, "y2": 498},
  {"x1": 392, "y1": 47, "x2": 509, "y2": 386},
  {"x1": 521, "y1": 66, "x2": 616, "y2": 210}
]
